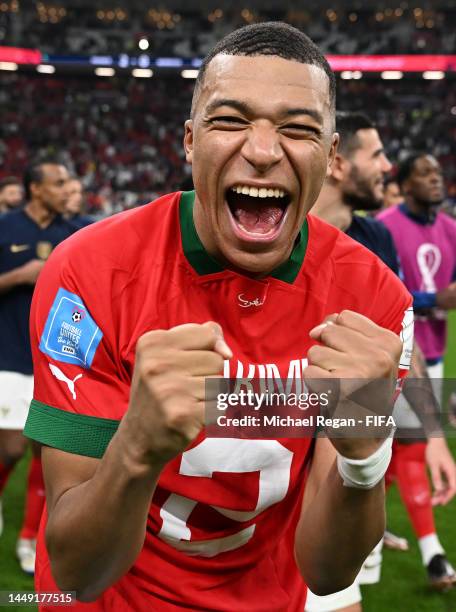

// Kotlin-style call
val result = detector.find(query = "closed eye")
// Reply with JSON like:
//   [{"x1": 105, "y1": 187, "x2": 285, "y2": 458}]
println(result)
[
  {"x1": 280, "y1": 124, "x2": 321, "y2": 137},
  {"x1": 207, "y1": 115, "x2": 249, "y2": 128}
]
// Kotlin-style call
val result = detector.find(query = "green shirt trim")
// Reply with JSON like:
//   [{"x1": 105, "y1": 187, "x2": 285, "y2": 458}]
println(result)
[
  {"x1": 179, "y1": 190, "x2": 308, "y2": 284},
  {"x1": 24, "y1": 400, "x2": 119, "y2": 459}
]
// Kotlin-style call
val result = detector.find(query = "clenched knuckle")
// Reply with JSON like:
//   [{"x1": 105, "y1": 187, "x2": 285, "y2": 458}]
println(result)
[
  {"x1": 210, "y1": 353, "x2": 224, "y2": 373},
  {"x1": 204, "y1": 320, "x2": 221, "y2": 335},
  {"x1": 376, "y1": 349, "x2": 395, "y2": 374},
  {"x1": 149, "y1": 374, "x2": 180, "y2": 399},
  {"x1": 136, "y1": 329, "x2": 166, "y2": 353},
  {"x1": 337, "y1": 310, "x2": 352, "y2": 325},
  {"x1": 320, "y1": 324, "x2": 336, "y2": 343},
  {"x1": 307, "y1": 345, "x2": 322, "y2": 363},
  {"x1": 393, "y1": 336, "x2": 404, "y2": 360},
  {"x1": 164, "y1": 407, "x2": 193, "y2": 431},
  {"x1": 140, "y1": 357, "x2": 165, "y2": 377},
  {"x1": 382, "y1": 330, "x2": 403, "y2": 360}
]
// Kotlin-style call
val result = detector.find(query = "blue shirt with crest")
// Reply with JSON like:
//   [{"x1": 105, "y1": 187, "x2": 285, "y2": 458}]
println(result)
[{"x1": 0, "y1": 209, "x2": 82, "y2": 374}]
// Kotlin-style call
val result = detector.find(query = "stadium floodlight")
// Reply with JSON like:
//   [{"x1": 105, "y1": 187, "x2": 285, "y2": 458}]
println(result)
[
  {"x1": 181, "y1": 69, "x2": 199, "y2": 79},
  {"x1": 381, "y1": 71, "x2": 403, "y2": 79},
  {"x1": 132, "y1": 68, "x2": 153, "y2": 78},
  {"x1": 157, "y1": 57, "x2": 183, "y2": 67},
  {"x1": 95, "y1": 67, "x2": 115, "y2": 77},
  {"x1": 90, "y1": 55, "x2": 113, "y2": 66},
  {"x1": 37, "y1": 64, "x2": 55, "y2": 74},
  {"x1": 139, "y1": 38, "x2": 149, "y2": 51},
  {"x1": 0, "y1": 61, "x2": 18, "y2": 71},
  {"x1": 340, "y1": 70, "x2": 363, "y2": 80},
  {"x1": 422, "y1": 70, "x2": 445, "y2": 80}
]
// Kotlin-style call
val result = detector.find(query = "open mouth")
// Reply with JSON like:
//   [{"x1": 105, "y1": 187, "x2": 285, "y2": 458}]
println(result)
[{"x1": 226, "y1": 184, "x2": 291, "y2": 241}]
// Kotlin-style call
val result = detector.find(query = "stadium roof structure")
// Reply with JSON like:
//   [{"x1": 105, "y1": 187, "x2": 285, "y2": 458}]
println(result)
[{"x1": 41, "y1": 0, "x2": 456, "y2": 8}]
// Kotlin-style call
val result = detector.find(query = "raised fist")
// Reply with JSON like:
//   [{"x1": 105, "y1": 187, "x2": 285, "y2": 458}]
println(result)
[{"x1": 122, "y1": 322, "x2": 232, "y2": 466}]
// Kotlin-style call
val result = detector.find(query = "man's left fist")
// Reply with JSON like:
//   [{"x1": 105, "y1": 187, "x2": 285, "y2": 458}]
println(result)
[{"x1": 304, "y1": 310, "x2": 403, "y2": 459}]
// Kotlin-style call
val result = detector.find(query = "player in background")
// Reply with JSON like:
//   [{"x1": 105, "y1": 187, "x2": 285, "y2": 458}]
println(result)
[
  {"x1": 24, "y1": 24, "x2": 412, "y2": 611},
  {"x1": 0, "y1": 158, "x2": 81, "y2": 574},
  {"x1": 382, "y1": 178, "x2": 403, "y2": 210},
  {"x1": 0, "y1": 177, "x2": 23, "y2": 213},
  {"x1": 378, "y1": 153, "x2": 456, "y2": 569},
  {"x1": 379, "y1": 155, "x2": 456, "y2": 432},
  {"x1": 307, "y1": 113, "x2": 456, "y2": 611},
  {"x1": 64, "y1": 178, "x2": 94, "y2": 228}
]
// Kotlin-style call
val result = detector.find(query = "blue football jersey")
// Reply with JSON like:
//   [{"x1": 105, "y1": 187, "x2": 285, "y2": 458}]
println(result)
[
  {"x1": 0, "y1": 209, "x2": 82, "y2": 374},
  {"x1": 347, "y1": 213, "x2": 401, "y2": 276}
]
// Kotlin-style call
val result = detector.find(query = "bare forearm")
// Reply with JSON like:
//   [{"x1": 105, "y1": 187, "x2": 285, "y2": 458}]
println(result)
[
  {"x1": 295, "y1": 462, "x2": 385, "y2": 595},
  {"x1": 0, "y1": 268, "x2": 22, "y2": 294},
  {"x1": 46, "y1": 430, "x2": 163, "y2": 601},
  {"x1": 402, "y1": 346, "x2": 443, "y2": 436}
]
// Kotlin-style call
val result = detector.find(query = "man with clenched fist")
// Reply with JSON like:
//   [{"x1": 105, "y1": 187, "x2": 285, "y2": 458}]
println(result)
[{"x1": 24, "y1": 23, "x2": 412, "y2": 612}]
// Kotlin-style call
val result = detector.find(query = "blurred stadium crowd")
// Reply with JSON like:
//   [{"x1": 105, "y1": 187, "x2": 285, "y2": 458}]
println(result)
[
  {"x1": 0, "y1": 5, "x2": 456, "y2": 610},
  {"x1": 0, "y1": 4, "x2": 455, "y2": 56},
  {"x1": 0, "y1": 74, "x2": 455, "y2": 216}
]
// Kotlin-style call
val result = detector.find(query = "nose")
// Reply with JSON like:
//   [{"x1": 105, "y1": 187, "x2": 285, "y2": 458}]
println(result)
[
  {"x1": 380, "y1": 153, "x2": 392, "y2": 174},
  {"x1": 430, "y1": 171, "x2": 443, "y2": 186},
  {"x1": 241, "y1": 123, "x2": 283, "y2": 173}
]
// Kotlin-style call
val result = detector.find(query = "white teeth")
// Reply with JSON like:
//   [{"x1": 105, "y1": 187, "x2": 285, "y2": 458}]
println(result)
[{"x1": 231, "y1": 185, "x2": 287, "y2": 198}]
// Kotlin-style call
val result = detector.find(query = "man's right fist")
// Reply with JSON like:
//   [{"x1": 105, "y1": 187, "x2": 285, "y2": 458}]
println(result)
[{"x1": 122, "y1": 322, "x2": 232, "y2": 466}]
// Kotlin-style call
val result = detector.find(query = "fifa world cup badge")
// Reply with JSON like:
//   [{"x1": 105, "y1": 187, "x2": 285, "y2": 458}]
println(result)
[{"x1": 36, "y1": 241, "x2": 53, "y2": 260}]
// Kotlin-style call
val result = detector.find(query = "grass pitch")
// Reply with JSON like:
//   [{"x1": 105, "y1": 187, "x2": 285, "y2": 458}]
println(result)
[{"x1": 1, "y1": 312, "x2": 456, "y2": 611}]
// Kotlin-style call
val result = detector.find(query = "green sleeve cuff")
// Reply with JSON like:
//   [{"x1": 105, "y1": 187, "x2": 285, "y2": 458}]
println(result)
[{"x1": 24, "y1": 399, "x2": 120, "y2": 458}]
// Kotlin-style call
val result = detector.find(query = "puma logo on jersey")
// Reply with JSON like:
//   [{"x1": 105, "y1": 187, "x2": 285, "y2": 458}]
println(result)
[
  {"x1": 10, "y1": 244, "x2": 30, "y2": 253},
  {"x1": 49, "y1": 364, "x2": 83, "y2": 400},
  {"x1": 238, "y1": 293, "x2": 265, "y2": 308}
]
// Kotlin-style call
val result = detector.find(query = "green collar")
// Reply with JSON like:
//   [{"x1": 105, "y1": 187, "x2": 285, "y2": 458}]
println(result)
[{"x1": 179, "y1": 190, "x2": 308, "y2": 284}]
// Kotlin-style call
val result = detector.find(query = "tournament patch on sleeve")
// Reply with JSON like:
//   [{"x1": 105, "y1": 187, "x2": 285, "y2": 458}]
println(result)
[
  {"x1": 399, "y1": 306, "x2": 414, "y2": 370},
  {"x1": 39, "y1": 288, "x2": 103, "y2": 368}
]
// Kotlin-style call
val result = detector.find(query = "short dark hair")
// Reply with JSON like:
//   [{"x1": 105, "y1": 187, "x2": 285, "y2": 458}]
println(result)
[
  {"x1": 336, "y1": 111, "x2": 375, "y2": 157},
  {"x1": 384, "y1": 176, "x2": 399, "y2": 188},
  {"x1": 396, "y1": 152, "x2": 428, "y2": 187},
  {"x1": 0, "y1": 176, "x2": 21, "y2": 193},
  {"x1": 23, "y1": 156, "x2": 66, "y2": 200},
  {"x1": 192, "y1": 22, "x2": 336, "y2": 117}
]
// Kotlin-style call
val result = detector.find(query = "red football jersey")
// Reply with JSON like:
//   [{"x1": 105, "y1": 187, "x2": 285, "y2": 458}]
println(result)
[{"x1": 25, "y1": 191, "x2": 412, "y2": 611}]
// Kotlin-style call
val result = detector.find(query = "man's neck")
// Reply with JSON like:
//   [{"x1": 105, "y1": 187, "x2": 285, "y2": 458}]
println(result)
[
  {"x1": 403, "y1": 196, "x2": 435, "y2": 219},
  {"x1": 311, "y1": 183, "x2": 353, "y2": 232},
  {"x1": 24, "y1": 201, "x2": 56, "y2": 229}
]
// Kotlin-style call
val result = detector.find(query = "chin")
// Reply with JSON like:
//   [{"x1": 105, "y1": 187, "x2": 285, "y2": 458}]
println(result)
[{"x1": 223, "y1": 245, "x2": 283, "y2": 276}]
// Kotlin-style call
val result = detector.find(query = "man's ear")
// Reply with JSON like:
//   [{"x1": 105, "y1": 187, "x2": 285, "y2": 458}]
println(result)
[
  {"x1": 326, "y1": 132, "x2": 339, "y2": 177},
  {"x1": 401, "y1": 178, "x2": 411, "y2": 196},
  {"x1": 30, "y1": 181, "x2": 41, "y2": 200},
  {"x1": 184, "y1": 119, "x2": 194, "y2": 164},
  {"x1": 329, "y1": 151, "x2": 350, "y2": 183}
]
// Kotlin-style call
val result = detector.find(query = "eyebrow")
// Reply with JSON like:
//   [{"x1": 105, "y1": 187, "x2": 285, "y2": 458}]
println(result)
[{"x1": 205, "y1": 98, "x2": 324, "y2": 124}]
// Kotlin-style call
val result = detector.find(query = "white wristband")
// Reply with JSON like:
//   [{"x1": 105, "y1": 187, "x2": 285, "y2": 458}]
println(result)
[{"x1": 337, "y1": 435, "x2": 394, "y2": 490}]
